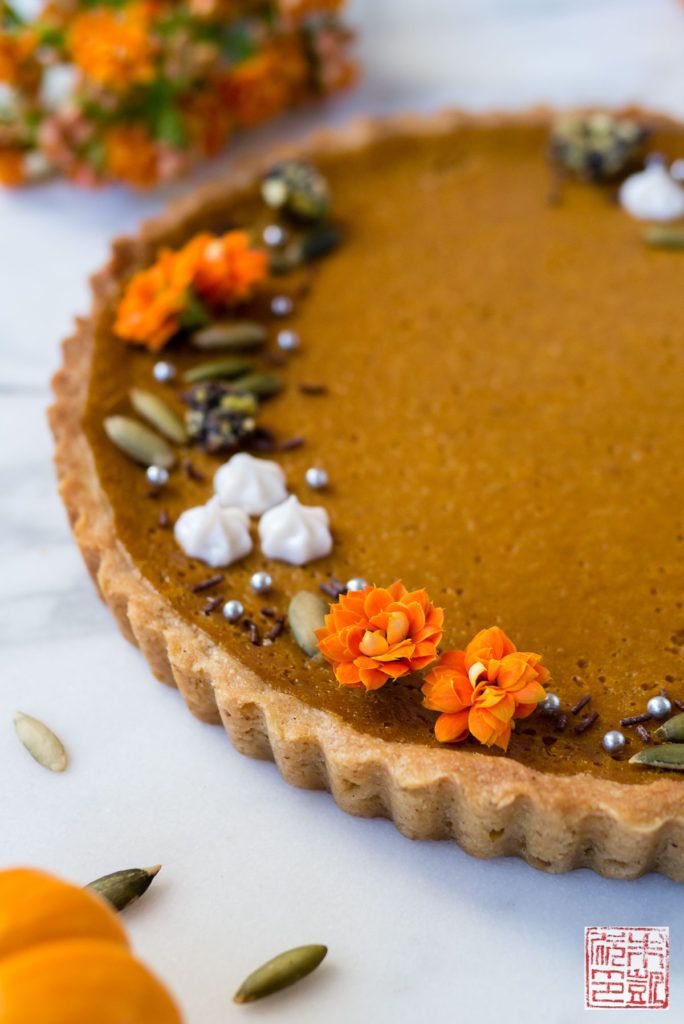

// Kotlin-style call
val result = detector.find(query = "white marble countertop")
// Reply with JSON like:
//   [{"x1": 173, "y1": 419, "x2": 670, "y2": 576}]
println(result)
[{"x1": 2, "y1": 1, "x2": 684, "y2": 1021}]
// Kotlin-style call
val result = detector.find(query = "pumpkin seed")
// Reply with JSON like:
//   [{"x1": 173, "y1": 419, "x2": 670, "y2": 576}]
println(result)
[
  {"x1": 233, "y1": 944, "x2": 327, "y2": 1003},
  {"x1": 13, "y1": 711, "x2": 67, "y2": 772},
  {"x1": 288, "y1": 591, "x2": 327, "y2": 656},
  {"x1": 654, "y1": 713, "x2": 684, "y2": 742},
  {"x1": 270, "y1": 223, "x2": 342, "y2": 274},
  {"x1": 104, "y1": 416, "x2": 176, "y2": 469},
  {"x1": 261, "y1": 161, "x2": 330, "y2": 221},
  {"x1": 129, "y1": 388, "x2": 187, "y2": 444},
  {"x1": 86, "y1": 865, "x2": 161, "y2": 911},
  {"x1": 231, "y1": 372, "x2": 282, "y2": 399},
  {"x1": 183, "y1": 358, "x2": 252, "y2": 384},
  {"x1": 191, "y1": 322, "x2": 267, "y2": 351},
  {"x1": 629, "y1": 743, "x2": 684, "y2": 770},
  {"x1": 642, "y1": 225, "x2": 684, "y2": 250}
]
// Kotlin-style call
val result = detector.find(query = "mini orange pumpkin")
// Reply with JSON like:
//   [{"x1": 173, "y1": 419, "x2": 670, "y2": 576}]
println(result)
[{"x1": 0, "y1": 868, "x2": 182, "y2": 1024}]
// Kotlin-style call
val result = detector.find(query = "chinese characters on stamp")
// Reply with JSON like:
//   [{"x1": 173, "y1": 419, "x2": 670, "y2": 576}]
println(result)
[{"x1": 585, "y1": 927, "x2": 669, "y2": 1010}]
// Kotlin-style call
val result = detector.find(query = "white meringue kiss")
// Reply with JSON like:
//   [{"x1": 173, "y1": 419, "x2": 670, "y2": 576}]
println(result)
[
  {"x1": 619, "y1": 161, "x2": 684, "y2": 222},
  {"x1": 214, "y1": 453, "x2": 288, "y2": 516},
  {"x1": 174, "y1": 497, "x2": 252, "y2": 567},
  {"x1": 258, "y1": 495, "x2": 333, "y2": 566}
]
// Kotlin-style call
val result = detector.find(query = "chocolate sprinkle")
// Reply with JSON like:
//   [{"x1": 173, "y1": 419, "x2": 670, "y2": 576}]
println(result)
[
  {"x1": 574, "y1": 711, "x2": 599, "y2": 735},
  {"x1": 554, "y1": 712, "x2": 568, "y2": 732},
  {"x1": 158, "y1": 510, "x2": 170, "y2": 528},
  {"x1": 280, "y1": 435, "x2": 306, "y2": 451},
  {"x1": 571, "y1": 694, "x2": 591, "y2": 716},
  {"x1": 260, "y1": 607, "x2": 276, "y2": 618},
  {"x1": 203, "y1": 595, "x2": 223, "y2": 615},
  {"x1": 249, "y1": 427, "x2": 277, "y2": 452},
  {"x1": 620, "y1": 712, "x2": 652, "y2": 727},
  {"x1": 183, "y1": 457, "x2": 206, "y2": 482},
  {"x1": 675, "y1": 699, "x2": 684, "y2": 712},
  {"x1": 247, "y1": 621, "x2": 261, "y2": 645},
  {"x1": 265, "y1": 617, "x2": 285, "y2": 642},
  {"x1": 636, "y1": 724, "x2": 651, "y2": 744},
  {"x1": 299, "y1": 382, "x2": 328, "y2": 396},
  {"x1": 192, "y1": 573, "x2": 225, "y2": 593}
]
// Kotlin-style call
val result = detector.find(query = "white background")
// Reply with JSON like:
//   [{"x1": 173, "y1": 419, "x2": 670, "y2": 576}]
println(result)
[{"x1": 2, "y1": 1, "x2": 684, "y2": 1021}]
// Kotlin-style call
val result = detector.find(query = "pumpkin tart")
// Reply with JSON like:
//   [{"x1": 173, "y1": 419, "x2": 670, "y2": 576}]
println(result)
[{"x1": 50, "y1": 110, "x2": 684, "y2": 880}]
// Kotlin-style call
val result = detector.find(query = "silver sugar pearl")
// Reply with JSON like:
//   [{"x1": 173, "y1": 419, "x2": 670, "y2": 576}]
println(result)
[
  {"x1": 305, "y1": 466, "x2": 328, "y2": 490},
  {"x1": 671, "y1": 158, "x2": 684, "y2": 182},
  {"x1": 250, "y1": 571, "x2": 273, "y2": 595},
  {"x1": 222, "y1": 599, "x2": 244, "y2": 623},
  {"x1": 647, "y1": 695, "x2": 672, "y2": 719},
  {"x1": 602, "y1": 730, "x2": 626, "y2": 756},
  {"x1": 263, "y1": 224, "x2": 288, "y2": 247},
  {"x1": 539, "y1": 692, "x2": 561, "y2": 715},
  {"x1": 146, "y1": 464, "x2": 169, "y2": 487},
  {"x1": 345, "y1": 577, "x2": 368, "y2": 592},
  {"x1": 153, "y1": 360, "x2": 177, "y2": 383},
  {"x1": 271, "y1": 295, "x2": 293, "y2": 317},
  {"x1": 277, "y1": 328, "x2": 300, "y2": 352}
]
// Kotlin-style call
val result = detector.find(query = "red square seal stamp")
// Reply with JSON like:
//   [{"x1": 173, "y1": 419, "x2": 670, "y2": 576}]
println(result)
[{"x1": 585, "y1": 927, "x2": 669, "y2": 1009}]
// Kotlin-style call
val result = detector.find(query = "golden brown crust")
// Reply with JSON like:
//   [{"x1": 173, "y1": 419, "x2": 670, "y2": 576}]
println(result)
[{"x1": 50, "y1": 108, "x2": 684, "y2": 881}]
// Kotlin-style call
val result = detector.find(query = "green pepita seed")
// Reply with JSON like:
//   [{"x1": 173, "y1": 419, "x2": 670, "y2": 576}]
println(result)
[
  {"x1": 654, "y1": 713, "x2": 684, "y2": 742},
  {"x1": 183, "y1": 358, "x2": 252, "y2": 384},
  {"x1": 261, "y1": 161, "x2": 330, "y2": 221},
  {"x1": 13, "y1": 711, "x2": 67, "y2": 772},
  {"x1": 129, "y1": 388, "x2": 187, "y2": 444},
  {"x1": 86, "y1": 865, "x2": 161, "y2": 911},
  {"x1": 642, "y1": 225, "x2": 684, "y2": 250},
  {"x1": 233, "y1": 944, "x2": 327, "y2": 1004},
  {"x1": 270, "y1": 223, "x2": 342, "y2": 274},
  {"x1": 629, "y1": 743, "x2": 684, "y2": 770},
  {"x1": 104, "y1": 416, "x2": 176, "y2": 469},
  {"x1": 191, "y1": 322, "x2": 267, "y2": 351},
  {"x1": 231, "y1": 372, "x2": 282, "y2": 399},
  {"x1": 288, "y1": 591, "x2": 327, "y2": 657}
]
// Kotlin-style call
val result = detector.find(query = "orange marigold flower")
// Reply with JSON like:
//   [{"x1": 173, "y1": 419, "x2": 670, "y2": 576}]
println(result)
[
  {"x1": 69, "y1": 6, "x2": 156, "y2": 91},
  {"x1": 193, "y1": 231, "x2": 267, "y2": 306},
  {"x1": 316, "y1": 581, "x2": 444, "y2": 691},
  {"x1": 422, "y1": 626, "x2": 549, "y2": 751},
  {"x1": 114, "y1": 244, "x2": 201, "y2": 350},
  {"x1": 0, "y1": 148, "x2": 25, "y2": 186},
  {"x1": 104, "y1": 125, "x2": 160, "y2": 188}
]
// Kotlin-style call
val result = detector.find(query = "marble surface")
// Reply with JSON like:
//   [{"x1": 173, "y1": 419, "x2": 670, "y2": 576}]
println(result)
[{"x1": 2, "y1": 1, "x2": 684, "y2": 1021}]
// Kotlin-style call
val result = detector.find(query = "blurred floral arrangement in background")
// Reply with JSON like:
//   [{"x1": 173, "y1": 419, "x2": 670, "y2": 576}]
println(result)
[{"x1": 0, "y1": 0, "x2": 354, "y2": 188}]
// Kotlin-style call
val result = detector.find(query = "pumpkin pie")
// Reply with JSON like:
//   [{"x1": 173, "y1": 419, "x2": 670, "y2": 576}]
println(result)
[{"x1": 50, "y1": 110, "x2": 684, "y2": 880}]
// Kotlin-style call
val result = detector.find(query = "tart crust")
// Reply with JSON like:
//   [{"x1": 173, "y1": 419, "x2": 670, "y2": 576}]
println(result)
[{"x1": 50, "y1": 109, "x2": 684, "y2": 881}]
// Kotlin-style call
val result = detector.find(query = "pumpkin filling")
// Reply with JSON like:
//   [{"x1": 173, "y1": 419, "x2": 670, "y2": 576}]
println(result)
[{"x1": 82, "y1": 120, "x2": 684, "y2": 781}]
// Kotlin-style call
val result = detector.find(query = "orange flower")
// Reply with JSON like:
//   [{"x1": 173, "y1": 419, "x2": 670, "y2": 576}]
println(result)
[
  {"x1": 0, "y1": 148, "x2": 24, "y2": 186},
  {"x1": 104, "y1": 125, "x2": 160, "y2": 188},
  {"x1": 193, "y1": 231, "x2": 267, "y2": 306},
  {"x1": 69, "y1": 6, "x2": 156, "y2": 91},
  {"x1": 316, "y1": 581, "x2": 444, "y2": 691},
  {"x1": 218, "y1": 39, "x2": 309, "y2": 127},
  {"x1": 422, "y1": 626, "x2": 549, "y2": 750},
  {"x1": 114, "y1": 243, "x2": 200, "y2": 350},
  {"x1": 0, "y1": 29, "x2": 39, "y2": 91}
]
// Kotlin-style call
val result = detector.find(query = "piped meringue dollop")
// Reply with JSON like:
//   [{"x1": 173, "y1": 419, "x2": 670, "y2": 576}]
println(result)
[
  {"x1": 214, "y1": 453, "x2": 288, "y2": 516},
  {"x1": 619, "y1": 161, "x2": 684, "y2": 222},
  {"x1": 258, "y1": 495, "x2": 333, "y2": 566},
  {"x1": 174, "y1": 497, "x2": 252, "y2": 567}
]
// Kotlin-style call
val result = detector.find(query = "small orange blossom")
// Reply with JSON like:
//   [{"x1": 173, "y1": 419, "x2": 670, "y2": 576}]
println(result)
[
  {"x1": 68, "y1": 6, "x2": 156, "y2": 91},
  {"x1": 114, "y1": 244, "x2": 199, "y2": 350},
  {"x1": 193, "y1": 230, "x2": 267, "y2": 306},
  {"x1": 316, "y1": 581, "x2": 444, "y2": 691},
  {"x1": 422, "y1": 626, "x2": 549, "y2": 750}
]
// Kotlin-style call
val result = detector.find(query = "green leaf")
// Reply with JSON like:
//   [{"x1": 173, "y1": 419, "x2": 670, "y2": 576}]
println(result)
[
  {"x1": 180, "y1": 291, "x2": 211, "y2": 331},
  {"x1": 154, "y1": 104, "x2": 187, "y2": 148}
]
